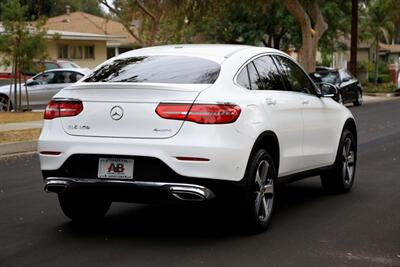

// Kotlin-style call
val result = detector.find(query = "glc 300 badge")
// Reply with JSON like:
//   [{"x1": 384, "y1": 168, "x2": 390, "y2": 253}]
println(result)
[{"x1": 110, "y1": 106, "x2": 124, "y2": 120}]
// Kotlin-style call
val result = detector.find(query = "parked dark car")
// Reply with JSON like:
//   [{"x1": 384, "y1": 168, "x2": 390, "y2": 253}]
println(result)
[{"x1": 310, "y1": 67, "x2": 363, "y2": 106}]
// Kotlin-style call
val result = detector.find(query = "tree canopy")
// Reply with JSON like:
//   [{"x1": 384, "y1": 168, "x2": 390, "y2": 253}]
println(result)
[
  {"x1": 0, "y1": 0, "x2": 105, "y2": 19},
  {"x1": 0, "y1": 0, "x2": 48, "y2": 111}
]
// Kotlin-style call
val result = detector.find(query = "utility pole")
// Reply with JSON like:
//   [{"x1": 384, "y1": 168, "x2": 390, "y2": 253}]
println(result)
[{"x1": 350, "y1": 0, "x2": 358, "y2": 77}]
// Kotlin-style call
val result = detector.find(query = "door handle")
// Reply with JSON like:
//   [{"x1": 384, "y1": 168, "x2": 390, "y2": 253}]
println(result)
[
  {"x1": 302, "y1": 99, "x2": 309, "y2": 105},
  {"x1": 265, "y1": 98, "x2": 277, "y2": 106}
]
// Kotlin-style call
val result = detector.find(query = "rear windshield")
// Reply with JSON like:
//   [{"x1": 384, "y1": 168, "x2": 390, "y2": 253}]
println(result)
[
  {"x1": 317, "y1": 71, "x2": 339, "y2": 83},
  {"x1": 59, "y1": 62, "x2": 80, "y2": 68},
  {"x1": 83, "y1": 55, "x2": 221, "y2": 84}
]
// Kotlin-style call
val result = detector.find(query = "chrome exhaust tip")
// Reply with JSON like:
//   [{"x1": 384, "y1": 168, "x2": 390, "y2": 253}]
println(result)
[
  {"x1": 169, "y1": 185, "x2": 215, "y2": 202},
  {"x1": 45, "y1": 180, "x2": 68, "y2": 194}
]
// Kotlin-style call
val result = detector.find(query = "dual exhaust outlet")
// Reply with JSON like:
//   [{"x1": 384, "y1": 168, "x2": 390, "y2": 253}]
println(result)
[{"x1": 44, "y1": 178, "x2": 215, "y2": 202}]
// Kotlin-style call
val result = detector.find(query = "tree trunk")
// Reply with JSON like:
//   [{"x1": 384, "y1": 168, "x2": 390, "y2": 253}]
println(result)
[
  {"x1": 274, "y1": 35, "x2": 282, "y2": 50},
  {"x1": 18, "y1": 56, "x2": 22, "y2": 112},
  {"x1": 13, "y1": 55, "x2": 18, "y2": 112},
  {"x1": 23, "y1": 74, "x2": 30, "y2": 110},
  {"x1": 283, "y1": 0, "x2": 327, "y2": 73},
  {"x1": 349, "y1": 0, "x2": 358, "y2": 77},
  {"x1": 374, "y1": 41, "x2": 379, "y2": 84},
  {"x1": 267, "y1": 35, "x2": 272, "y2": 47}
]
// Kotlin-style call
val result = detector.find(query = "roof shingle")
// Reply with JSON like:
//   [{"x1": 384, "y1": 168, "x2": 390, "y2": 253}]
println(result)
[{"x1": 45, "y1": 11, "x2": 137, "y2": 46}]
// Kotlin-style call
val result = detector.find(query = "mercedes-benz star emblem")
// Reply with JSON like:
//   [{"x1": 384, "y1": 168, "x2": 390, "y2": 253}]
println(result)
[{"x1": 110, "y1": 106, "x2": 124, "y2": 121}]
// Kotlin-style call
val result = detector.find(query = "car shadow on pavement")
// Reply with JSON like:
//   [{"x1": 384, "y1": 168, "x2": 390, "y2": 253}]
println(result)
[{"x1": 55, "y1": 177, "x2": 335, "y2": 240}]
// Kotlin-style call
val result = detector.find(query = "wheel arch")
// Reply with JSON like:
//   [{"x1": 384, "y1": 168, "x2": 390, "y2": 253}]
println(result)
[
  {"x1": 249, "y1": 131, "x2": 280, "y2": 174},
  {"x1": 343, "y1": 118, "x2": 357, "y2": 147}
]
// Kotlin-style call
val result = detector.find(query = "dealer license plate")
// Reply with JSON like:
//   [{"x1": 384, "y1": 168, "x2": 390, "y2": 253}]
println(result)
[{"x1": 98, "y1": 158, "x2": 134, "y2": 179}]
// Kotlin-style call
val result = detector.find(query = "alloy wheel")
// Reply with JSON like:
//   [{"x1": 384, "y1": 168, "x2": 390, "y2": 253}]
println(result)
[
  {"x1": 254, "y1": 160, "x2": 274, "y2": 222},
  {"x1": 342, "y1": 137, "x2": 355, "y2": 185},
  {"x1": 357, "y1": 91, "x2": 363, "y2": 104}
]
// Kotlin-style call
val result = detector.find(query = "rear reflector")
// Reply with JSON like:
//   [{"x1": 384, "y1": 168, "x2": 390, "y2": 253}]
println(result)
[
  {"x1": 40, "y1": 151, "x2": 61, "y2": 155},
  {"x1": 155, "y1": 103, "x2": 241, "y2": 124},
  {"x1": 44, "y1": 100, "x2": 83, "y2": 120},
  {"x1": 176, "y1": 157, "x2": 210, "y2": 162}
]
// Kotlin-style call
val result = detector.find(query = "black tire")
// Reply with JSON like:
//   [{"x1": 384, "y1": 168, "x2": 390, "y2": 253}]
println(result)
[
  {"x1": 353, "y1": 90, "x2": 363, "y2": 106},
  {"x1": 321, "y1": 129, "x2": 356, "y2": 193},
  {"x1": 58, "y1": 192, "x2": 111, "y2": 222},
  {"x1": 0, "y1": 94, "x2": 10, "y2": 112},
  {"x1": 241, "y1": 149, "x2": 276, "y2": 233}
]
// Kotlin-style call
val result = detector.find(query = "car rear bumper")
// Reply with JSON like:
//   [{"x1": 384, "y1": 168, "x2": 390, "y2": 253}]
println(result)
[
  {"x1": 39, "y1": 118, "x2": 255, "y2": 182},
  {"x1": 45, "y1": 177, "x2": 216, "y2": 202}
]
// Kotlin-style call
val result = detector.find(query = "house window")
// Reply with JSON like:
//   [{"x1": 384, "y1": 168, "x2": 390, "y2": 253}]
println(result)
[
  {"x1": 57, "y1": 45, "x2": 95, "y2": 59},
  {"x1": 84, "y1": 46, "x2": 95, "y2": 59},
  {"x1": 70, "y1": 45, "x2": 83, "y2": 59},
  {"x1": 58, "y1": 45, "x2": 69, "y2": 59}
]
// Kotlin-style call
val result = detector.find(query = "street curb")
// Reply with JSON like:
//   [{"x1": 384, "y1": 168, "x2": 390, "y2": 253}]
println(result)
[
  {"x1": 364, "y1": 92, "x2": 400, "y2": 97},
  {"x1": 0, "y1": 141, "x2": 37, "y2": 156}
]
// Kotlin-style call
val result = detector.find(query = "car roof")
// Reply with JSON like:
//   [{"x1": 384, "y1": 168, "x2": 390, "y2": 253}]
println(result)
[
  {"x1": 54, "y1": 60, "x2": 76, "y2": 63},
  {"x1": 43, "y1": 68, "x2": 90, "y2": 74},
  {"x1": 115, "y1": 44, "x2": 278, "y2": 63}
]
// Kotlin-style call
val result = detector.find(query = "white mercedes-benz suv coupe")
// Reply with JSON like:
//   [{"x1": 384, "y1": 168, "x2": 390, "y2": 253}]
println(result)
[{"x1": 39, "y1": 45, "x2": 357, "y2": 232}]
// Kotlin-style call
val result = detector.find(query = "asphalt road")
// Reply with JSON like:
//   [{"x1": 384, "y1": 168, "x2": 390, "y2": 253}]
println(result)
[{"x1": 1, "y1": 99, "x2": 400, "y2": 267}]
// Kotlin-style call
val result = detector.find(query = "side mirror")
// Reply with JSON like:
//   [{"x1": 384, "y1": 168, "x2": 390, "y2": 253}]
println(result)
[{"x1": 319, "y1": 82, "x2": 338, "y2": 98}]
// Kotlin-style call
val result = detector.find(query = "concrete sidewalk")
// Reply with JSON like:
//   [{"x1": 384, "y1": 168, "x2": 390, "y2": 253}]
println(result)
[
  {"x1": 0, "y1": 120, "x2": 42, "y2": 156},
  {"x1": 0, "y1": 141, "x2": 37, "y2": 156},
  {"x1": 363, "y1": 95, "x2": 397, "y2": 103},
  {"x1": 0, "y1": 120, "x2": 42, "y2": 131}
]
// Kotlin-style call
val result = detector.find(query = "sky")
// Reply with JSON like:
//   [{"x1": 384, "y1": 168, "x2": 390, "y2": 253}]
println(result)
[{"x1": 99, "y1": 0, "x2": 113, "y2": 13}]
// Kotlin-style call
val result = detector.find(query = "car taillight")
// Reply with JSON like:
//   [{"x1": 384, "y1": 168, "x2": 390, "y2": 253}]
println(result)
[
  {"x1": 155, "y1": 103, "x2": 241, "y2": 124},
  {"x1": 44, "y1": 100, "x2": 83, "y2": 120}
]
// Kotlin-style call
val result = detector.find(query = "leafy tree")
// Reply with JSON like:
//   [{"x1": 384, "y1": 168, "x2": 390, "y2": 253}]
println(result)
[
  {"x1": 0, "y1": 0, "x2": 105, "y2": 19},
  {"x1": 318, "y1": 0, "x2": 351, "y2": 57},
  {"x1": 361, "y1": 0, "x2": 394, "y2": 84},
  {"x1": 262, "y1": 0, "x2": 296, "y2": 49},
  {"x1": 20, "y1": 0, "x2": 54, "y2": 20},
  {"x1": 98, "y1": 0, "x2": 174, "y2": 46},
  {"x1": 193, "y1": 0, "x2": 269, "y2": 45},
  {"x1": 51, "y1": 0, "x2": 105, "y2": 17},
  {"x1": 282, "y1": 0, "x2": 328, "y2": 72},
  {"x1": 0, "y1": 0, "x2": 48, "y2": 111},
  {"x1": 387, "y1": 0, "x2": 400, "y2": 43}
]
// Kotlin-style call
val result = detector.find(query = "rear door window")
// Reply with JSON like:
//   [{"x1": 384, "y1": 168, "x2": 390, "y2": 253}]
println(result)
[
  {"x1": 253, "y1": 56, "x2": 286, "y2": 91},
  {"x1": 83, "y1": 55, "x2": 221, "y2": 84},
  {"x1": 275, "y1": 56, "x2": 318, "y2": 95}
]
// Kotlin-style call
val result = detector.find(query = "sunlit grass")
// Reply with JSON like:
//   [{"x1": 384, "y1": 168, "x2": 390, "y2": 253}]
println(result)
[
  {"x1": 0, "y1": 112, "x2": 43, "y2": 124},
  {"x1": 0, "y1": 128, "x2": 41, "y2": 143}
]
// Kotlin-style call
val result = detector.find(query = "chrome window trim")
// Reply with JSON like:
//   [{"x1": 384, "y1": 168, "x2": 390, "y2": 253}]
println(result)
[{"x1": 232, "y1": 52, "x2": 320, "y2": 97}]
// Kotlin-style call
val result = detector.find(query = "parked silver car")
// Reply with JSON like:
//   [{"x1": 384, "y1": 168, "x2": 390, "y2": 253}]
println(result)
[{"x1": 0, "y1": 68, "x2": 91, "y2": 111}]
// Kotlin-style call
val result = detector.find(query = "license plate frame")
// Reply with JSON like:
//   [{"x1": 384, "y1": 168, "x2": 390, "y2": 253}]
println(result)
[{"x1": 98, "y1": 158, "x2": 134, "y2": 179}]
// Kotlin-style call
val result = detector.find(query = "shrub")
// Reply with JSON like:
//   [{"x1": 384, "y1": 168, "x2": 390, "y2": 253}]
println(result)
[
  {"x1": 368, "y1": 74, "x2": 391, "y2": 83},
  {"x1": 363, "y1": 82, "x2": 396, "y2": 93}
]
